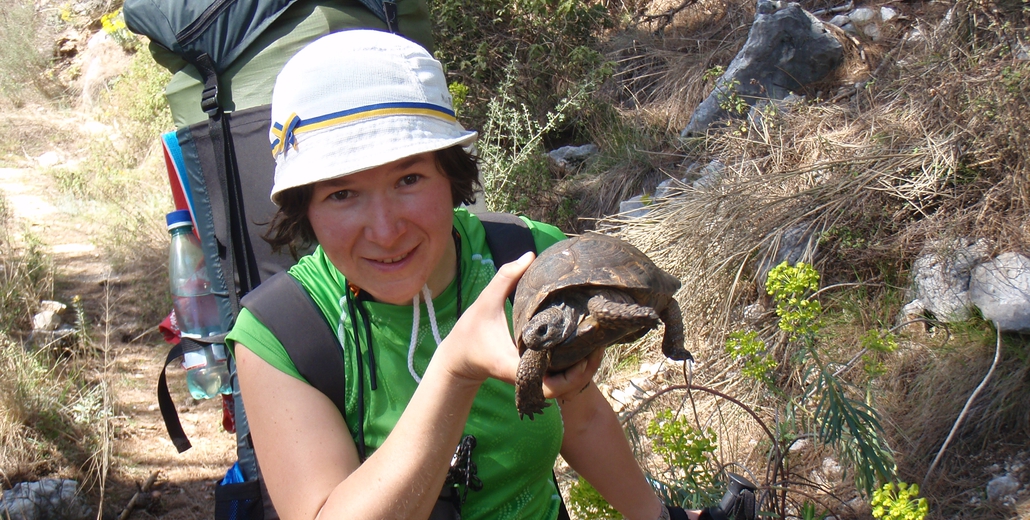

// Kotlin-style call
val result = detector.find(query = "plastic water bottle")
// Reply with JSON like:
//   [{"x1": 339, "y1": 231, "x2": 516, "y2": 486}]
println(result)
[{"x1": 167, "y1": 209, "x2": 231, "y2": 399}]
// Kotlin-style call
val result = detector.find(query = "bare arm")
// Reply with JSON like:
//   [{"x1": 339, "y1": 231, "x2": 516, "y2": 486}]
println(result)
[
  {"x1": 558, "y1": 374, "x2": 666, "y2": 520},
  {"x1": 237, "y1": 253, "x2": 600, "y2": 520}
]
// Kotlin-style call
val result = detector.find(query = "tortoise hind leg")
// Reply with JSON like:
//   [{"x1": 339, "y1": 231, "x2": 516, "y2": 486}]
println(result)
[
  {"x1": 515, "y1": 349, "x2": 552, "y2": 420},
  {"x1": 659, "y1": 299, "x2": 692, "y2": 361}
]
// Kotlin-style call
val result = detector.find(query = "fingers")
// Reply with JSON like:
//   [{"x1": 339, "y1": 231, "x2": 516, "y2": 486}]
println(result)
[{"x1": 541, "y1": 347, "x2": 604, "y2": 400}]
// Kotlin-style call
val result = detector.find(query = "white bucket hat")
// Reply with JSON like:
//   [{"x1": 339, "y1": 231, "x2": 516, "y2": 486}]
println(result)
[{"x1": 268, "y1": 29, "x2": 478, "y2": 204}]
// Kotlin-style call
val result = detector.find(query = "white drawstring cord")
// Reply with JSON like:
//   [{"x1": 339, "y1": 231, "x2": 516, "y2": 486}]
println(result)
[{"x1": 408, "y1": 284, "x2": 444, "y2": 384}]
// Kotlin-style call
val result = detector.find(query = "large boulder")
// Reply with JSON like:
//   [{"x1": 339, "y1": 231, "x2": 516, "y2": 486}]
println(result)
[
  {"x1": 969, "y1": 252, "x2": 1030, "y2": 333},
  {"x1": 682, "y1": 1, "x2": 843, "y2": 136},
  {"x1": 910, "y1": 238, "x2": 990, "y2": 322}
]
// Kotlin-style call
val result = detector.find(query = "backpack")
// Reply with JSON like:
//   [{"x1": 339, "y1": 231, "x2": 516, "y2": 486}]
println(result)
[{"x1": 123, "y1": 3, "x2": 566, "y2": 519}]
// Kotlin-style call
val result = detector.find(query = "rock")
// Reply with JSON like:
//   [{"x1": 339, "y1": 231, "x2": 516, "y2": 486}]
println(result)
[
  {"x1": 619, "y1": 194, "x2": 651, "y2": 218},
  {"x1": 36, "y1": 152, "x2": 62, "y2": 168},
  {"x1": 862, "y1": 23, "x2": 882, "y2": 41},
  {"x1": 546, "y1": 144, "x2": 599, "y2": 172},
  {"x1": 969, "y1": 252, "x2": 1030, "y2": 332},
  {"x1": 828, "y1": 14, "x2": 849, "y2": 26},
  {"x1": 654, "y1": 178, "x2": 685, "y2": 200},
  {"x1": 0, "y1": 479, "x2": 93, "y2": 520},
  {"x1": 849, "y1": 7, "x2": 879, "y2": 26},
  {"x1": 682, "y1": 3, "x2": 843, "y2": 136},
  {"x1": 31, "y1": 300, "x2": 67, "y2": 332},
  {"x1": 692, "y1": 160, "x2": 727, "y2": 190},
  {"x1": 986, "y1": 474, "x2": 1020, "y2": 503},
  {"x1": 911, "y1": 238, "x2": 990, "y2": 322},
  {"x1": 880, "y1": 6, "x2": 899, "y2": 22},
  {"x1": 897, "y1": 300, "x2": 928, "y2": 334},
  {"x1": 757, "y1": 225, "x2": 814, "y2": 282}
]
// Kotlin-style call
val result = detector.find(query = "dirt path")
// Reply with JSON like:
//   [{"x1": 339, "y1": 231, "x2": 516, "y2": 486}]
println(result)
[{"x1": 0, "y1": 160, "x2": 235, "y2": 518}]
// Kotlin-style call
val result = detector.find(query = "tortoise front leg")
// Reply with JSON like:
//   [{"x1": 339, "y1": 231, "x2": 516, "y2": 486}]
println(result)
[
  {"x1": 515, "y1": 348, "x2": 552, "y2": 420},
  {"x1": 586, "y1": 292, "x2": 660, "y2": 329}
]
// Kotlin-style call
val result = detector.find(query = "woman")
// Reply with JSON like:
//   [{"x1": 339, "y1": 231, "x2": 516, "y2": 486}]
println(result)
[{"x1": 227, "y1": 29, "x2": 700, "y2": 520}]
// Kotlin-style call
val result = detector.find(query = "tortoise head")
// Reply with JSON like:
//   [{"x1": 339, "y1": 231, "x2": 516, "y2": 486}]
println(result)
[{"x1": 519, "y1": 302, "x2": 578, "y2": 352}]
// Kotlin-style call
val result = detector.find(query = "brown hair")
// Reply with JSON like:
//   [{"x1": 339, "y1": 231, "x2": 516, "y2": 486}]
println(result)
[{"x1": 263, "y1": 145, "x2": 481, "y2": 258}]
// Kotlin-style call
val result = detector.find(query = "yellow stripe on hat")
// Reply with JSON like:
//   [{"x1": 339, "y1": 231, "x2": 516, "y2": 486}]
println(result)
[{"x1": 271, "y1": 102, "x2": 458, "y2": 159}]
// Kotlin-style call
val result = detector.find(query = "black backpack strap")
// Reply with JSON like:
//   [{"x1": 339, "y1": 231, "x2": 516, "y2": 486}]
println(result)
[
  {"x1": 195, "y1": 53, "x2": 262, "y2": 316},
  {"x1": 240, "y1": 271, "x2": 347, "y2": 413},
  {"x1": 355, "y1": 0, "x2": 398, "y2": 32},
  {"x1": 477, "y1": 212, "x2": 535, "y2": 302},
  {"x1": 158, "y1": 342, "x2": 190, "y2": 453}
]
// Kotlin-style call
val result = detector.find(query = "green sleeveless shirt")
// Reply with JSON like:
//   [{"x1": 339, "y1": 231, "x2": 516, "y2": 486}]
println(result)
[{"x1": 227, "y1": 209, "x2": 568, "y2": 519}]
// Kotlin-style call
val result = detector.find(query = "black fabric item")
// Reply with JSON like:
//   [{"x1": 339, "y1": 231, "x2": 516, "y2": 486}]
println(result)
[
  {"x1": 157, "y1": 342, "x2": 190, "y2": 453},
  {"x1": 215, "y1": 478, "x2": 264, "y2": 520},
  {"x1": 478, "y1": 212, "x2": 534, "y2": 303},
  {"x1": 124, "y1": 0, "x2": 391, "y2": 74},
  {"x1": 700, "y1": 506, "x2": 729, "y2": 520},
  {"x1": 668, "y1": 505, "x2": 691, "y2": 520},
  {"x1": 241, "y1": 271, "x2": 346, "y2": 414}
]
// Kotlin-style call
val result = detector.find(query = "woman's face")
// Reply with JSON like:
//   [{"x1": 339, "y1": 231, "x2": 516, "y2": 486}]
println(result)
[{"x1": 307, "y1": 152, "x2": 456, "y2": 305}]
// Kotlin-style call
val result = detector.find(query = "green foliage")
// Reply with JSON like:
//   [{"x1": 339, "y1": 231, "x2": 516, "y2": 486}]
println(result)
[
  {"x1": 431, "y1": 0, "x2": 611, "y2": 130},
  {"x1": 448, "y1": 82, "x2": 469, "y2": 117},
  {"x1": 702, "y1": 66, "x2": 726, "y2": 82},
  {"x1": 871, "y1": 482, "x2": 929, "y2": 520},
  {"x1": 100, "y1": 8, "x2": 140, "y2": 51},
  {"x1": 478, "y1": 62, "x2": 595, "y2": 215},
  {"x1": 0, "y1": 195, "x2": 51, "y2": 334},
  {"x1": 717, "y1": 79, "x2": 750, "y2": 116},
  {"x1": 0, "y1": 0, "x2": 55, "y2": 104},
  {"x1": 800, "y1": 501, "x2": 829, "y2": 520},
  {"x1": 567, "y1": 476, "x2": 622, "y2": 519},
  {"x1": 756, "y1": 262, "x2": 895, "y2": 495},
  {"x1": 725, "y1": 330, "x2": 776, "y2": 384},
  {"x1": 766, "y1": 261, "x2": 823, "y2": 338},
  {"x1": 645, "y1": 411, "x2": 723, "y2": 508}
]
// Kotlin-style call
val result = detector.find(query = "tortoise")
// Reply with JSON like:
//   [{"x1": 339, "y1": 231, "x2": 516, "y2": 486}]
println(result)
[{"x1": 511, "y1": 232, "x2": 692, "y2": 419}]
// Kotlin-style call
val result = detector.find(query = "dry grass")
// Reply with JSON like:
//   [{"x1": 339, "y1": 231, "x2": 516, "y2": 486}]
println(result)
[{"x1": 573, "y1": 0, "x2": 1030, "y2": 517}]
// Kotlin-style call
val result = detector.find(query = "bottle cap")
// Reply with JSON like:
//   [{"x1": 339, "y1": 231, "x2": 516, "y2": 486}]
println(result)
[{"x1": 166, "y1": 209, "x2": 194, "y2": 230}]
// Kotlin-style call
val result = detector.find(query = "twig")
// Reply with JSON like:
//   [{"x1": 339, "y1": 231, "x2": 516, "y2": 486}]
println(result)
[
  {"x1": 922, "y1": 322, "x2": 1002, "y2": 488},
  {"x1": 812, "y1": 0, "x2": 854, "y2": 17},
  {"x1": 118, "y1": 470, "x2": 161, "y2": 520}
]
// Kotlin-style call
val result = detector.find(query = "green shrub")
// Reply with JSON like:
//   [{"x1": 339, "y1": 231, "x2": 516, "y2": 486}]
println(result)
[
  {"x1": 567, "y1": 476, "x2": 622, "y2": 519},
  {"x1": 0, "y1": 0, "x2": 55, "y2": 104},
  {"x1": 431, "y1": 0, "x2": 611, "y2": 131},
  {"x1": 645, "y1": 410, "x2": 723, "y2": 508}
]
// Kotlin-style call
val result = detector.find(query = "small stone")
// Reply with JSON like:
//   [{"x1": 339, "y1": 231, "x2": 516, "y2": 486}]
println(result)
[
  {"x1": 880, "y1": 6, "x2": 898, "y2": 22},
  {"x1": 619, "y1": 195, "x2": 650, "y2": 219},
  {"x1": 37, "y1": 152, "x2": 62, "y2": 168},
  {"x1": 850, "y1": 7, "x2": 879, "y2": 25},
  {"x1": 829, "y1": 14, "x2": 850, "y2": 26},
  {"x1": 987, "y1": 474, "x2": 1020, "y2": 503}
]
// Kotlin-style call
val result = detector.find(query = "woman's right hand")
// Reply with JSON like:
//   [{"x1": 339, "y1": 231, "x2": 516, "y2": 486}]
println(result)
[
  {"x1": 435, "y1": 251, "x2": 534, "y2": 385},
  {"x1": 435, "y1": 251, "x2": 604, "y2": 401}
]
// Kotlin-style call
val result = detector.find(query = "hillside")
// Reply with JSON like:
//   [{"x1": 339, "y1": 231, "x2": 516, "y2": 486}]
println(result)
[{"x1": 0, "y1": 0, "x2": 1028, "y2": 518}]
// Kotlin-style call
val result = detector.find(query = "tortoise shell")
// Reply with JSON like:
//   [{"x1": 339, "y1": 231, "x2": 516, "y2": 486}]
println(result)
[{"x1": 512, "y1": 233, "x2": 681, "y2": 355}]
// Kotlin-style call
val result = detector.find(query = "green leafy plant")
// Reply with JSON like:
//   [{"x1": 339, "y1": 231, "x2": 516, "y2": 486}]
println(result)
[
  {"x1": 100, "y1": 8, "x2": 139, "y2": 51},
  {"x1": 871, "y1": 482, "x2": 929, "y2": 520},
  {"x1": 567, "y1": 476, "x2": 622, "y2": 519},
  {"x1": 765, "y1": 262, "x2": 895, "y2": 495},
  {"x1": 725, "y1": 330, "x2": 776, "y2": 385},
  {"x1": 478, "y1": 62, "x2": 595, "y2": 214},
  {"x1": 645, "y1": 410, "x2": 723, "y2": 508},
  {"x1": 717, "y1": 79, "x2": 750, "y2": 116},
  {"x1": 799, "y1": 501, "x2": 829, "y2": 520}
]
